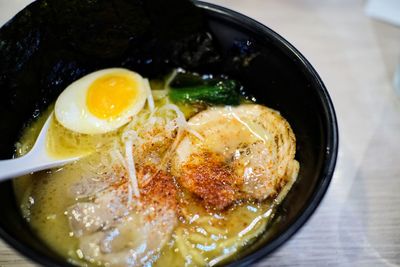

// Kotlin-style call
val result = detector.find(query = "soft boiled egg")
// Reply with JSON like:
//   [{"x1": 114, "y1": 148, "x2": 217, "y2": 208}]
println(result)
[{"x1": 55, "y1": 68, "x2": 148, "y2": 134}]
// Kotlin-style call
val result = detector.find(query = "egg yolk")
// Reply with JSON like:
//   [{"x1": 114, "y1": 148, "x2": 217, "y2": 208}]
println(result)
[{"x1": 87, "y1": 74, "x2": 139, "y2": 119}]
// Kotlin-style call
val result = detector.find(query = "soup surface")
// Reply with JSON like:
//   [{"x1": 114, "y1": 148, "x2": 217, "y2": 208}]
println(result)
[{"x1": 14, "y1": 69, "x2": 299, "y2": 267}]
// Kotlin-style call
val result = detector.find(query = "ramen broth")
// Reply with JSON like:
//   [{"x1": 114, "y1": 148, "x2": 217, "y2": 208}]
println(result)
[{"x1": 13, "y1": 72, "x2": 298, "y2": 267}]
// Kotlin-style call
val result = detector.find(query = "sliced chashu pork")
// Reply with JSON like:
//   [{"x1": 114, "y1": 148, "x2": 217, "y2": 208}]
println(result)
[{"x1": 171, "y1": 104, "x2": 299, "y2": 210}]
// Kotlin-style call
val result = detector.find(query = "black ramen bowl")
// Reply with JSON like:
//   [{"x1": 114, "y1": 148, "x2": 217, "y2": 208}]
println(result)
[{"x1": 0, "y1": 0, "x2": 338, "y2": 266}]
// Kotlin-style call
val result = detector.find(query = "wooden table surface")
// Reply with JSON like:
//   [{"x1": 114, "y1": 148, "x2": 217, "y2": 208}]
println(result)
[{"x1": 1, "y1": 0, "x2": 400, "y2": 266}]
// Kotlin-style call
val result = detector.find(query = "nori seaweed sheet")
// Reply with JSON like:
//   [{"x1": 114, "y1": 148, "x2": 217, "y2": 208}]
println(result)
[{"x1": 0, "y1": 0, "x2": 224, "y2": 158}]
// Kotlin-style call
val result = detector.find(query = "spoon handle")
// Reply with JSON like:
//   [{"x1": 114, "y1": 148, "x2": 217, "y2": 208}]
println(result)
[
  {"x1": 0, "y1": 113, "x2": 81, "y2": 182},
  {"x1": 0, "y1": 153, "x2": 76, "y2": 182}
]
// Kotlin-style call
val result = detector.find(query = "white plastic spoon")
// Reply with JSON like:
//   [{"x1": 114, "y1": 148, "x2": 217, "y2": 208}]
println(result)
[{"x1": 0, "y1": 113, "x2": 81, "y2": 181}]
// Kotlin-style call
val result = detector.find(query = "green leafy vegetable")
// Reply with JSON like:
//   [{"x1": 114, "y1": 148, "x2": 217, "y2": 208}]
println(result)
[{"x1": 169, "y1": 79, "x2": 241, "y2": 105}]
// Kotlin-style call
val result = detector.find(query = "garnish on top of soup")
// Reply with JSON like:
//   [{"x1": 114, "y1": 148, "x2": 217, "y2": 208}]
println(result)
[{"x1": 13, "y1": 68, "x2": 299, "y2": 267}]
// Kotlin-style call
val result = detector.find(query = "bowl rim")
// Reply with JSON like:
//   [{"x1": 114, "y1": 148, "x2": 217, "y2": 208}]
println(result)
[{"x1": 0, "y1": 1, "x2": 338, "y2": 266}]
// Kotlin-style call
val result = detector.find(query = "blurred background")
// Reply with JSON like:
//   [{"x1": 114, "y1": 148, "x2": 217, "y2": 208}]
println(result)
[{"x1": 0, "y1": 0, "x2": 399, "y2": 266}]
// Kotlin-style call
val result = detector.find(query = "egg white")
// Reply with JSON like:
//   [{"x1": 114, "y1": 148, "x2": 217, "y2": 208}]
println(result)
[{"x1": 55, "y1": 68, "x2": 147, "y2": 135}]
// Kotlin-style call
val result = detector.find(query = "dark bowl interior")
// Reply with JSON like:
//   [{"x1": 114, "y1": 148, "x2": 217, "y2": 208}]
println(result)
[{"x1": 0, "y1": 1, "x2": 338, "y2": 266}]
